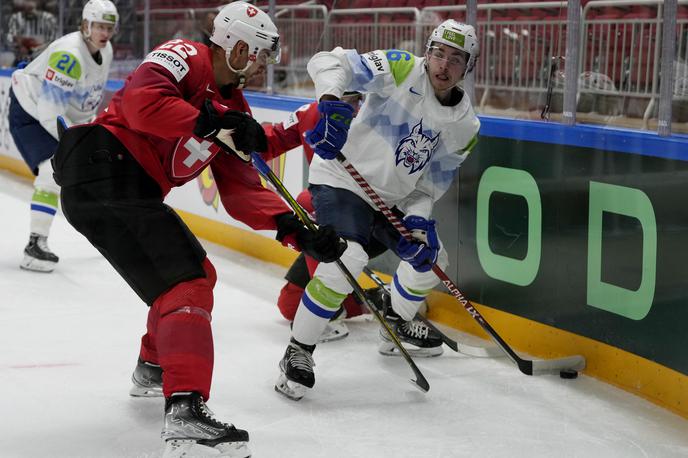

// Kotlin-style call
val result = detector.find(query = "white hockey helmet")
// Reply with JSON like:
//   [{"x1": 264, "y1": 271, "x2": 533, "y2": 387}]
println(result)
[
  {"x1": 210, "y1": 1, "x2": 281, "y2": 72},
  {"x1": 82, "y1": 0, "x2": 119, "y2": 28},
  {"x1": 426, "y1": 20, "x2": 479, "y2": 73}
]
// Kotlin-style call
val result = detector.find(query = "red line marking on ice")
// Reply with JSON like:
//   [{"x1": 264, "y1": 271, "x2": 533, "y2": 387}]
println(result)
[{"x1": 9, "y1": 363, "x2": 80, "y2": 369}]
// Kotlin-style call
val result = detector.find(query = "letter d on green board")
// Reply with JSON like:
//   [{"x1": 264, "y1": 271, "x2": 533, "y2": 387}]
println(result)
[{"x1": 587, "y1": 181, "x2": 656, "y2": 320}]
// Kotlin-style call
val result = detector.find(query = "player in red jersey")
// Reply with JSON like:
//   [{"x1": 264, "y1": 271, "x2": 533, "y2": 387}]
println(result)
[{"x1": 52, "y1": 3, "x2": 344, "y2": 457}]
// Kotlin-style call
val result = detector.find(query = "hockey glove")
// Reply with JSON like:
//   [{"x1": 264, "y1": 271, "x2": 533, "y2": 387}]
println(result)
[
  {"x1": 194, "y1": 99, "x2": 268, "y2": 162},
  {"x1": 305, "y1": 100, "x2": 355, "y2": 160},
  {"x1": 275, "y1": 213, "x2": 348, "y2": 263},
  {"x1": 396, "y1": 216, "x2": 440, "y2": 273}
]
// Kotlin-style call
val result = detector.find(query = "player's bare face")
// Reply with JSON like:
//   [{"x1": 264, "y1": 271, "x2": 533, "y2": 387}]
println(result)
[
  {"x1": 426, "y1": 44, "x2": 467, "y2": 97},
  {"x1": 90, "y1": 22, "x2": 115, "y2": 49}
]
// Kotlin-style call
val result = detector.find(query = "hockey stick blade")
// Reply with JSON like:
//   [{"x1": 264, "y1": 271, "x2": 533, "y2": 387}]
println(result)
[
  {"x1": 527, "y1": 355, "x2": 586, "y2": 376},
  {"x1": 336, "y1": 153, "x2": 587, "y2": 377},
  {"x1": 250, "y1": 153, "x2": 429, "y2": 393}
]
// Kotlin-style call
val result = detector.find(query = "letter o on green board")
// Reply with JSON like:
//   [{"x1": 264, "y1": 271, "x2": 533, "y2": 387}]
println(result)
[{"x1": 476, "y1": 166, "x2": 542, "y2": 286}]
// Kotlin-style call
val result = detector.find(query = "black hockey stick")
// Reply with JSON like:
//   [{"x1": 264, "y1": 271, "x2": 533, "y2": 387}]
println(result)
[
  {"x1": 336, "y1": 152, "x2": 585, "y2": 376},
  {"x1": 251, "y1": 152, "x2": 430, "y2": 392}
]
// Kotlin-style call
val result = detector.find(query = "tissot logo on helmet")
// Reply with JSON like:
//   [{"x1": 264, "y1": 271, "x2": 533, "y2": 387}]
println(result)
[{"x1": 246, "y1": 6, "x2": 258, "y2": 17}]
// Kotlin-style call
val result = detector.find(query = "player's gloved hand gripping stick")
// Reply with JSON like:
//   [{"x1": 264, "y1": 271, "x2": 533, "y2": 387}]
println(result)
[{"x1": 195, "y1": 99, "x2": 268, "y2": 162}]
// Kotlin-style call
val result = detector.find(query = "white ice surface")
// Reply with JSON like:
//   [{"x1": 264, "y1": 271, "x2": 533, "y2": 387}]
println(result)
[{"x1": 1, "y1": 171, "x2": 687, "y2": 458}]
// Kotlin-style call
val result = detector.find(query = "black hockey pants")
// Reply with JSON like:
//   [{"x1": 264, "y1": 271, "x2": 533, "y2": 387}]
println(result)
[{"x1": 53, "y1": 124, "x2": 207, "y2": 305}]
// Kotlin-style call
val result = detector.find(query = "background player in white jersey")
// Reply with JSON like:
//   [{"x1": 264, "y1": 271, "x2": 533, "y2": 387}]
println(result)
[
  {"x1": 276, "y1": 20, "x2": 482, "y2": 401},
  {"x1": 8, "y1": 0, "x2": 117, "y2": 272}
]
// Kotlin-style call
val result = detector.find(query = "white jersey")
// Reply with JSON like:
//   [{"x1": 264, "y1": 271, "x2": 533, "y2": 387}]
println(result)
[
  {"x1": 11, "y1": 31, "x2": 112, "y2": 140},
  {"x1": 307, "y1": 48, "x2": 480, "y2": 219}
]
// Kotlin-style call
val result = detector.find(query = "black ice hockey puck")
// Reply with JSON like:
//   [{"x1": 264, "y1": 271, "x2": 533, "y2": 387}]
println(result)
[{"x1": 559, "y1": 369, "x2": 578, "y2": 379}]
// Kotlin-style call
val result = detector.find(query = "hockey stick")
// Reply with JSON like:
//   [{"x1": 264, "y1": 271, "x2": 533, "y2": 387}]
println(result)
[
  {"x1": 336, "y1": 153, "x2": 585, "y2": 376},
  {"x1": 250, "y1": 152, "x2": 430, "y2": 392},
  {"x1": 362, "y1": 266, "x2": 504, "y2": 358}
]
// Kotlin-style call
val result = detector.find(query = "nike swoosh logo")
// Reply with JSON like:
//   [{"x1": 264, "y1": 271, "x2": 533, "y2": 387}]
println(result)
[
  {"x1": 206, "y1": 84, "x2": 214, "y2": 93},
  {"x1": 409, "y1": 86, "x2": 422, "y2": 96}
]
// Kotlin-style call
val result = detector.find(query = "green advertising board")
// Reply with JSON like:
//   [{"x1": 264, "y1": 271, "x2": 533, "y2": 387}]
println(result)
[{"x1": 457, "y1": 130, "x2": 688, "y2": 375}]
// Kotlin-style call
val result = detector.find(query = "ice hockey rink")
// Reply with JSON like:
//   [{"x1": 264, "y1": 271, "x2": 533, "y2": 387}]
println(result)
[{"x1": 1, "y1": 170, "x2": 687, "y2": 458}]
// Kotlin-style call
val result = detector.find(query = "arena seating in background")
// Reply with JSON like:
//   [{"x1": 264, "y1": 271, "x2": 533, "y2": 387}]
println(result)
[{"x1": 119, "y1": 0, "x2": 687, "y2": 129}]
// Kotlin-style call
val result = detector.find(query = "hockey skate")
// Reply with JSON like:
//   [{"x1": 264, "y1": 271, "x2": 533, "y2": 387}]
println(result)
[
  {"x1": 20, "y1": 233, "x2": 59, "y2": 273},
  {"x1": 162, "y1": 392, "x2": 250, "y2": 458},
  {"x1": 366, "y1": 287, "x2": 443, "y2": 357},
  {"x1": 130, "y1": 358, "x2": 163, "y2": 397},
  {"x1": 379, "y1": 319, "x2": 444, "y2": 357},
  {"x1": 275, "y1": 339, "x2": 315, "y2": 401}
]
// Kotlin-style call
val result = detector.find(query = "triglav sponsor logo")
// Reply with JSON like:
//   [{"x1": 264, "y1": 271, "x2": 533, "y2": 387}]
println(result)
[{"x1": 367, "y1": 52, "x2": 384, "y2": 72}]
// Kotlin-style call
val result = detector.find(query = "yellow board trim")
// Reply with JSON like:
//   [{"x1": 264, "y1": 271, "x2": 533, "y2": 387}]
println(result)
[
  {"x1": 1, "y1": 156, "x2": 685, "y2": 419},
  {"x1": 0, "y1": 155, "x2": 34, "y2": 179},
  {"x1": 426, "y1": 292, "x2": 688, "y2": 420},
  {"x1": 176, "y1": 209, "x2": 298, "y2": 269}
]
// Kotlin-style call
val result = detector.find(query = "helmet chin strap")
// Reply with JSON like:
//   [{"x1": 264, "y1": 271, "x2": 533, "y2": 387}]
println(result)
[
  {"x1": 225, "y1": 49, "x2": 251, "y2": 88},
  {"x1": 82, "y1": 22, "x2": 92, "y2": 41}
]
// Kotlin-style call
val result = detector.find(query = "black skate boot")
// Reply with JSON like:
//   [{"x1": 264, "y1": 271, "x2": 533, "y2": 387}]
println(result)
[
  {"x1": 379, "y1": 318, "x2": 444, "y2": 357},
  {"x1": 129, "y1": 357, "x2": 163, "y2": 397},
  {"x1": 162, "y1": 392, "x2": 250, "y2": 458},
  {"x1": 20, "y1": 233, "x2": 59, "y2": 272},
  {"x1": 275, "y1": 338, "x2": 316, "y2": 401}
]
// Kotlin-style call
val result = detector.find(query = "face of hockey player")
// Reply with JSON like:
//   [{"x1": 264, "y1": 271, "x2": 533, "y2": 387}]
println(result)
[
  {"x1": 425, "y1": 43, "x2": 468, "y2": 100},
  {"x1": 82, "y1": 20, "x2": 115, "y2": 53},
  {"x1": 90, "y1": 22, "x2": 115, "y2": 49}
]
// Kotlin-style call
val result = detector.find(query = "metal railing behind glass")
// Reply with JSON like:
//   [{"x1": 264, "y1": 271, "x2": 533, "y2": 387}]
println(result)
[{"x1": 114, "y1": 0, "x2": 687, "y2": 134}]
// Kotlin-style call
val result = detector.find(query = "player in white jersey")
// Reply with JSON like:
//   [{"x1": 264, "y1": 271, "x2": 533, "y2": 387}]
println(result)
[
  {"x1": 275, "y1": 20, "x2": 481, "y2": 401},
  {"x1": 9, "y1": 0, "x2": 117, "y2": 272}
]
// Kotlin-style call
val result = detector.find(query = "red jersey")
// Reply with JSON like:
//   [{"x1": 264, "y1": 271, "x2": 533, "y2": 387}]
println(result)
[
  {"x1": 262, "y1": 102, "x2": 319, "y2": 163},
  {"x1": 96, "y1": 39, "x2": 290, "y2": 230}
]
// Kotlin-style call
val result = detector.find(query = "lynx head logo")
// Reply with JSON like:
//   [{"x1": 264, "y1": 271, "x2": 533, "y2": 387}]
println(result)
[{"x1": 394, "y1": 119, "x2": 439, "y2": 174}]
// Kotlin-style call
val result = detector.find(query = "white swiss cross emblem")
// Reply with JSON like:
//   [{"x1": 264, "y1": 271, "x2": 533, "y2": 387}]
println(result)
[{"x1": 171, "y1": 136, "x2": 222, "y2": 178}]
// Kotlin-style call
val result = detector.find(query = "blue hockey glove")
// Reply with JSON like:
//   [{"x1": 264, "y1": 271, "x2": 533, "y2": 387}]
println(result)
[
  {"x1": 396, "y1": 216, "x2": 440, "y2": 273},
  {"x1": 305, "y1": 100, "x2": 355, "y2": 160}
]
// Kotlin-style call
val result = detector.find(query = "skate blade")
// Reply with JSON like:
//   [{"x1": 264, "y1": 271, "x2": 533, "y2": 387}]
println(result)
[
  {"x1": 129, "y1": 383, "x2": 163, "y2": 397},
  {"x1": 317, "y1": 321, "x2": 349, "y2": 343},
  {"x1": 378, "y1": 339, "x2": 444, "y2": 358},
  {"x1": 274, "y1": 372, "x2": 309, "y2": 401},
  {"x1": 20, "y1": 256, "x2": 56, "y2": 273},
  {"x1": 163, "y1": 439, "x2": 251, "y2": 458}
]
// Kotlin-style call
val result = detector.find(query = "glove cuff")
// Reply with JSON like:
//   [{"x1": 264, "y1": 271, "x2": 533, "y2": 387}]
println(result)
[{"x1": 275, "y1": 213, "x2": 304, "y2": 250}]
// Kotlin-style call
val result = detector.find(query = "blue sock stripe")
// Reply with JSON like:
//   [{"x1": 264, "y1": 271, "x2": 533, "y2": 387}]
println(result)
[
  {"x1": 30, "y1": 203, "x2": 57, "y2": 215},
  {"x1": 302, "y1": 293, "x2": 338, "y2": 319},
  {"x1": 393, "y1": 274, "x2": 425, "y2": 302}
]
